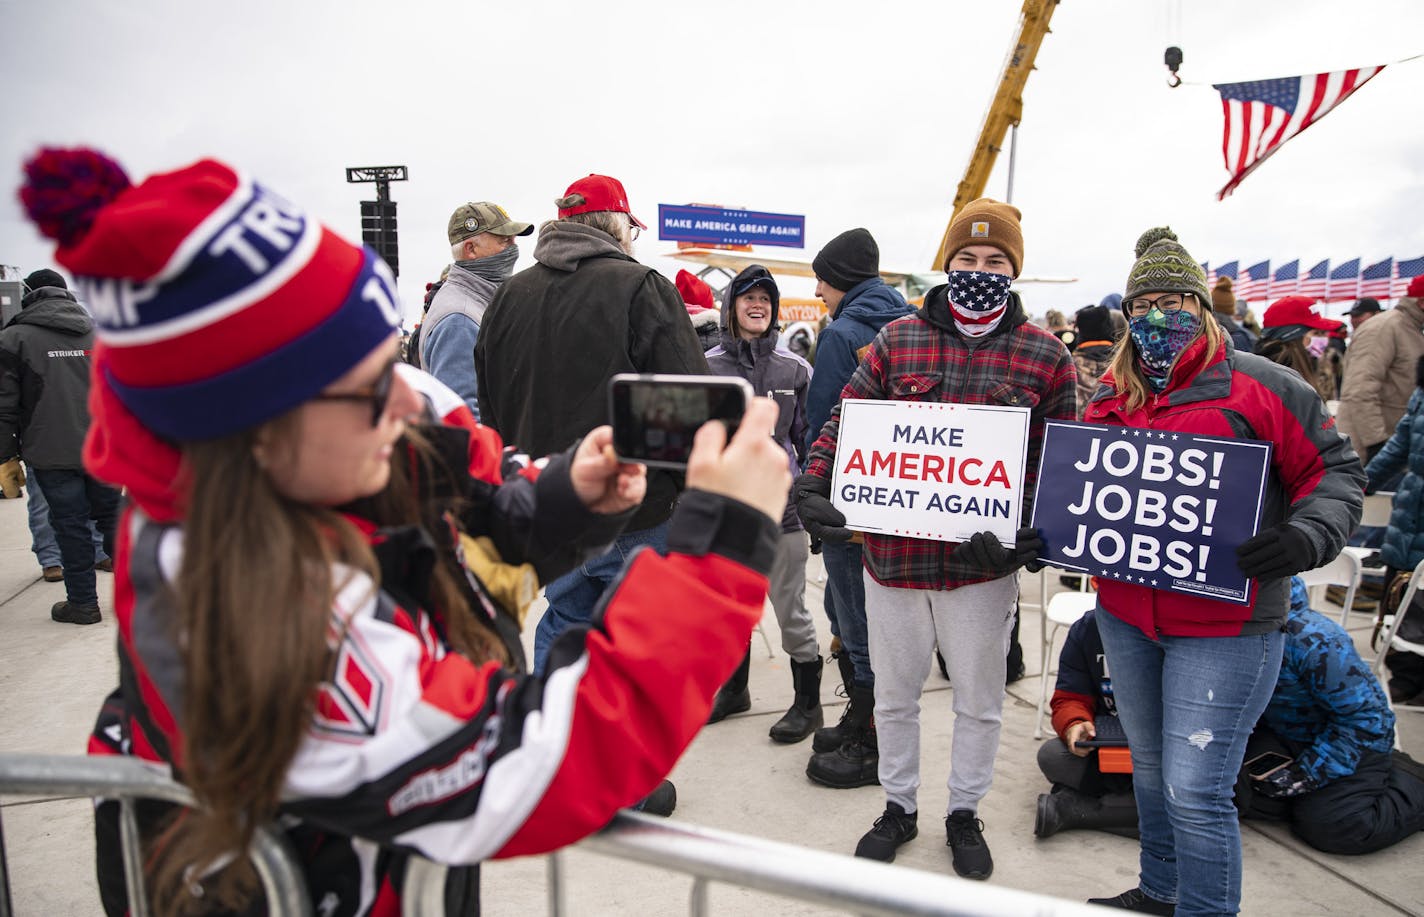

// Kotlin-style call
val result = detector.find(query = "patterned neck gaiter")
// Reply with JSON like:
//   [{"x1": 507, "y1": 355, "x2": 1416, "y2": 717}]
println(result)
[
  {"x1": 1129, "y1": 307, "x2": 1200, "y2": 392},
  {"x1": 946, "y1": 270, "x2": 1013, "y2": 337}
]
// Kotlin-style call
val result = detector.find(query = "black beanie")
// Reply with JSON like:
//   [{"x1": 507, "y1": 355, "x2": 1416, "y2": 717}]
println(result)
[
  {"x1": 812, "y1": 228, "x2": 879, "y2": 292},
  {"x1": 23, "y1": 268, "x2": 66, "y2": 292},
  {"x1": 1074, "y1": 305, "x2": 1116, "y2": 343}
]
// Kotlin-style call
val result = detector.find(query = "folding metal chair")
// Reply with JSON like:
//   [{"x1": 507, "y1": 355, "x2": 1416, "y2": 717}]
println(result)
[
  {"x1": 1299, "y1": 550, "x2": 1363, "y2": 628},
  {"x1": 1371, "y1": 558, "x2": 1424, "y2": 748},
  {"x1": 1035, "y1": 570, "x2": 1097, "y2": 740}
]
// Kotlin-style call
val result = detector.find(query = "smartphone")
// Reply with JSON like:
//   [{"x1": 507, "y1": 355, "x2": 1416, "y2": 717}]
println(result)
[
  {"x1": 608, "y1": 374, "x2": 754, "y2": 469},
  {"x1": 1244, "y1": 751, "x2": 1293, "y2": 781}
]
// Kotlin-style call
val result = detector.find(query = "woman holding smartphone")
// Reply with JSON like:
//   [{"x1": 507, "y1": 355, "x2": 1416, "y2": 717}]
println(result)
[
  {"x1": 21, "y1": 147, "x2": 791, "y2": 916},
  {"x1": 1080, "y1": 229, "x2": 1363, "y2": 916}
]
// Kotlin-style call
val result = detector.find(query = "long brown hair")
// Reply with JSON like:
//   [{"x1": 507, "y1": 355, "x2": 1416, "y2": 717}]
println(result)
[
  {"x1": 1256, "y1": 336, "x2": 1332, "y2": 401},
  {"x1": 1105, "y1": 302, "x2": 1224, "y2": 413},
  {"x1": 153, "y1": 418, "x2": 504, "y2": 913}
]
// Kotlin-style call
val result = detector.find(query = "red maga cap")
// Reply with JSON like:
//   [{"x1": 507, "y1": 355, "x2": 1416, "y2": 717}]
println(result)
[
  {"x1": 558, "y1": 174, "x2": 646, "y2": 229},
  {"x1": 1262, "y1": 296, "x2": 1339, "y2": 331}
]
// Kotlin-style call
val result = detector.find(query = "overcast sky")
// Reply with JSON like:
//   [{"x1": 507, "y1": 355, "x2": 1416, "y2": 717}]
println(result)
[{"x1": 3, "y1": 0, "x2": 1421, "y2": 324}]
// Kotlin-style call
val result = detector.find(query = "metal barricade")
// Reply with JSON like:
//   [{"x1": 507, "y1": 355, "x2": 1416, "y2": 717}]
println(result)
[
  {"x1": 0, "y1": 754, "x2": 310, "y2": 917},
  {"x1": 558, "y1": 811, "x2": 1106, "y2": 917},
  {"x1": 4, "y1": 755, "x2": 1103, "y2": 916}
]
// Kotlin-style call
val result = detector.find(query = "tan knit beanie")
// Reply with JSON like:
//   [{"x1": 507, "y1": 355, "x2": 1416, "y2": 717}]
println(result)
[
  {"x1": 941, "y1": 198, "x2": 1023, "y2": 276},
  {"x1": 1210, "y1": 276, "x2": 1236, "y2": 314}
]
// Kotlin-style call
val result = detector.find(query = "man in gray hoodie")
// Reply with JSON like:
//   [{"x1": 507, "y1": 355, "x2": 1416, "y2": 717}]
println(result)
[
  {"x1": 476, "y1": 175, "x2": 709, "y2": 676},
  {"x1": 0, "y1": 270, "x2": 120, "y2": 624}
]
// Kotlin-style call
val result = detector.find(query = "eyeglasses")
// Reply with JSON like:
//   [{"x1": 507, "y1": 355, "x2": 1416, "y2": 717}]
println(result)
[
  {"x1": 1125, "y1": 293, "x2": 1194, "y2": 317},
  {"x1": 309, "y1": 360, "x2": 396, "y2": 427},
  {"x1": 628, "y1": 222, "x2": 641, "y2": 242}
]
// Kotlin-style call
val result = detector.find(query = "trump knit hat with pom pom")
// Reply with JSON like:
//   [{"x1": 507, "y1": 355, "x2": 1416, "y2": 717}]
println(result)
[
  {"x1": 18, "y1": 147, "x2": 401, "y2": 442},
  {"x1": 1122, "y1": 227, "x2": 1210, "y2": 309}
]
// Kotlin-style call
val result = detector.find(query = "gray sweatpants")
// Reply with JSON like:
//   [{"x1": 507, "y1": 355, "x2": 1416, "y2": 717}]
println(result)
[
  {"x1": 770, "y1": 531, "x2": 819, "y2": 663},
  {"x1": 865, "y1": 574, "x2": 1017, "y2": 815}
]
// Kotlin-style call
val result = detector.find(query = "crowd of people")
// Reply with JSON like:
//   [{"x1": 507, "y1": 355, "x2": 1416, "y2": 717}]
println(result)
[{"x1": 7, "y1": 143, "x2": 1423, "y2": 917}]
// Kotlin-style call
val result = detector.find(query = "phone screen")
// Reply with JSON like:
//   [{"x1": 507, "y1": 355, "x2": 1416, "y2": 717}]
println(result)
[
  {"x1": 1245, "y1": 751, "x2": 1292, "y2": 779},
  {"x1": 609, "y1": 376, "x2": 749, "y2": 468}
]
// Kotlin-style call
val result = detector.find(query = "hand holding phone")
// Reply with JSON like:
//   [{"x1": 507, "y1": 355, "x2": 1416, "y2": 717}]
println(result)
[
  {"x1": 685, "y1": 398, "x2": 790, "y2": 523},
  {"x1": 609, "y1": 374, "x2": 753, "y2": 470},
  {"x1": 569, "y1": 426, "x2": 648, "y2": 514},
  {"x1": 1244, "y1": 751, "x2": 1293, "y2": 781}
]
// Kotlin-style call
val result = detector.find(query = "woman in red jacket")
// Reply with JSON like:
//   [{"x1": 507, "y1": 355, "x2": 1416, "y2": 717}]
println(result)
[
  {"x1": 20, "y1": 148, "x2": 790, "y2": 917},
  {"x1": 1080, "y1": 229, "x2": 1363, "y2": 916}
]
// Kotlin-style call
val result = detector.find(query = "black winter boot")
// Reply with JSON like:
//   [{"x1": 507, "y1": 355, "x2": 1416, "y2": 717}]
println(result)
[
  {"x1": 1035, "y1": 788, "x2": 1139, "y2": 839},
  {"x1": 812, "y1": 651, "x2": 858, "y2": 752},
  {"x1": 708, "y1": 649, "x2": 751, "y2": 723},
  {"x1": 806, "y1": 685, "x2": 879, "y2": 788},
  {"x1": 769, "y1": 656, "x2": 824, "y2": 743}
]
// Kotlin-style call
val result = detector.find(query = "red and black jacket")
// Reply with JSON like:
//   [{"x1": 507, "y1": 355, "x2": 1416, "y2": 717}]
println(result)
[{"x1": 1083, "y1": 336, "x2": 1364, "y2": 638}]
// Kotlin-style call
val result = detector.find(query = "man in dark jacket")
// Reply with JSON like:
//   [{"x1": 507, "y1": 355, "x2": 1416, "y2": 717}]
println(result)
[
  {"x1": 799, "y1": 228, "x2": 915, "y2": 790},
  {"x1": 795, "y1": 200, "x2": 1076, "y2": 878},
  {"x1": 703, "y1": 266, "x2": 822, "y2": 742},
  {"x1": 0, "y1": 269, "x2": 120, "y2": 624},
  {"x1": 475, "y1": 175, "x2": 709, "y2": 676}
]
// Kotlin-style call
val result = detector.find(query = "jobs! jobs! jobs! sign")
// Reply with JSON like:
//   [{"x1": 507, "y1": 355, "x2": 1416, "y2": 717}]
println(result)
[
  {"x1": 829, "y1": 400, "x2": 1031, "y2": 546},
  {"x1": 1030, "y1": 421, "x2": 1272, "y2": 605}
]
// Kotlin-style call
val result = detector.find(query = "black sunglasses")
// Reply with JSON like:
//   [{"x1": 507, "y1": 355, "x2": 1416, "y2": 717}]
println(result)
[{"x1": 309, "y1": 360, "x2": 396, "y2": 426}]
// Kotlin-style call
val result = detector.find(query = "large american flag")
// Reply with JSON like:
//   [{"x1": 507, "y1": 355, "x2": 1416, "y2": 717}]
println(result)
[
  {"x1": 1326, "y1": 258, "x2": 1360, "y2": 303},
  {"x1": 1300, "y1": 259, "x2": 1330, "y2": 299},
  {"x1": 1214, "y1": 66, "x2": 1384, "y2": 200},
  {"x1": 1237, "y1": 261, "x2": 1271, "y2": 300},
  {"x1": 1395, "y1": 256, "x2": 1424, "y2": 297},
  {"x1": 1270, "y1": 260, "x2": 1299, "y2": 298},
  {"x1": 1359, "y1": 258, "x2": 1394, "y2": 298}
]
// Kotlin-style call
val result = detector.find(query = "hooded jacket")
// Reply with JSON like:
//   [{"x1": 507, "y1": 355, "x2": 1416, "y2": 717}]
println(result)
[
  {"x1": 0, "y1": 285, "x2": 95, "y2": 469},
  {"x1": 1083, "y1": 335, "x2": 1365, "y2": 638},
  {"x1": 1337, "y1": 297, "x2": 1424, "y2": 455},
  {"x1": 475, "y1": 221, "x2": 709, "y2": 532},
  {"x1": 86, "y1": 365, "x2": 775, "y2": 917},
  {"x1": 805, "y1": 287, "x2": 1078, "y2": 590},
  {"x1": 804, "y1": 277, "x2": 915, "y2": 454},
  {"x1": 1364, "y1": 355, "x2": 1424, "y2": 571},
  {"x1": 704, "y1": 265, "x2": 812, "y2": 532}
]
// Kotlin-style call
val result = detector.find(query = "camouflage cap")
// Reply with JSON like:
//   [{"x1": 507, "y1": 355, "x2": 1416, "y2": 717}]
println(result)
[{"x1": 447, "y1": 202, "x2": 534, "y2": 245}]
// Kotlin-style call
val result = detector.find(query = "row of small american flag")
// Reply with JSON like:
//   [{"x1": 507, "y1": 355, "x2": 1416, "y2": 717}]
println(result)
[{"x1": 1200, "y1": 256, "x2": 1424, "y2": 303}]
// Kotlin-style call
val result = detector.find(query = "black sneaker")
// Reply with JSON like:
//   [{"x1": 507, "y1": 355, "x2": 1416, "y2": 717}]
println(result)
[
  {"x1": 854, "y1": 803, "x2": 918, "y2": 862},
  {"x1": 1086, "y1": 888, "x2": 1176, "y2": 914},
  {"x1": 631, "y1": 780, "x2": 676, "y2": 817},
  {"x1": 945, "y1": 809, "x2": 992, "y2": 879},
  {"x1": 51, "y1": 601, "x2": 101, "y2": 625}
]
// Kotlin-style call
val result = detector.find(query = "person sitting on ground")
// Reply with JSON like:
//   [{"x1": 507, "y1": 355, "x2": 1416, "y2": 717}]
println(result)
[
  {"x1": 704, "y1": 265, "x2": 822, "y2": 742},
  {"x1": 1034, "y1": 608, "x2": 1138, "y2": 839},
  {"x1": 20, "y1": 147, "x2": 791, "y2": 916},
  {"x1": 1236, "y1": 578, "x2": 1424, "y2": 855}
]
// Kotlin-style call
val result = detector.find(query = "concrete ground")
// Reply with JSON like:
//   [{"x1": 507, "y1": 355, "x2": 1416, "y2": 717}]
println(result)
[{"x1": 1, "y1": 493, "x2": 1420, "y2": 915}]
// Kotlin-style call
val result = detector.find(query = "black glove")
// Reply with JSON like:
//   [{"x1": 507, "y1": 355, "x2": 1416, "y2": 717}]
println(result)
[
  {"x1": 793, "y1": 473, "x2": 853, "y2": 544},
  {"x1": 1255, "y1": 763, "x2": 1319, "y2": 799},
  {"x1": 952, "y1": 526, "x2": 1043, "y2": 577},
  {"x1": 1236, "y1": 524, "x2": 1316, "y2": 580}
]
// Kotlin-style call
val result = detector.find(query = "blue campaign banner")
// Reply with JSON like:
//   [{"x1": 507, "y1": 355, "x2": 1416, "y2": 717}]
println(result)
[
  {"x1": 1029, "y1": 420, "x2": 1273, "y2": 605},
  {"x1": 657, "y1": 204, "x2": 805, "y2": 248}
]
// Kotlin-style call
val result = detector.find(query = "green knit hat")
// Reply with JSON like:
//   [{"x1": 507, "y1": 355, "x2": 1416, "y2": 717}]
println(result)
[{"x1": 1122, "y1": 227, "x2": 1210, "y2": 309}]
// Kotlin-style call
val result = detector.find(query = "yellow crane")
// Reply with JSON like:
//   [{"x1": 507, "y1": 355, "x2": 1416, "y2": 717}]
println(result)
[{"x1": 932, "y1": 0, "x2": 1059, "y2": 271}]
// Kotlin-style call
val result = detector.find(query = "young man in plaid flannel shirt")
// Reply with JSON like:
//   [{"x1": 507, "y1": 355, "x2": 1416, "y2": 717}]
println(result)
[{"x1": 794, "y1": 199, "x2": 1077, "y2": 879}]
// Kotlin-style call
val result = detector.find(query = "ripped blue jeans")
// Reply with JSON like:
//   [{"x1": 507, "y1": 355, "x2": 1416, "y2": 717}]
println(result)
[{"x1": 1096, "y1": 608, "x2": 1283, "y2": 917}]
